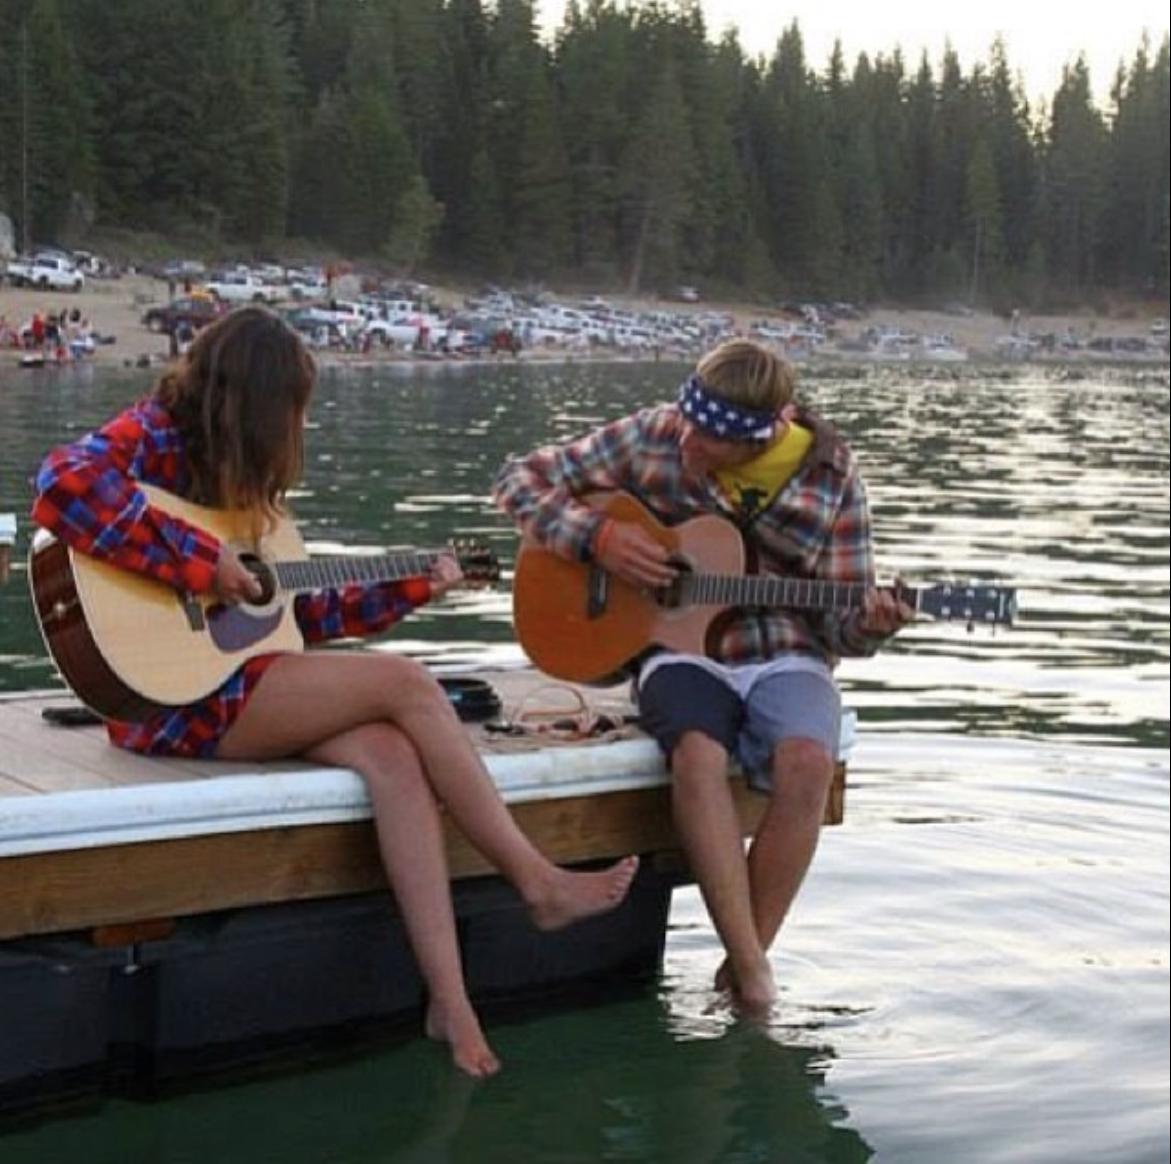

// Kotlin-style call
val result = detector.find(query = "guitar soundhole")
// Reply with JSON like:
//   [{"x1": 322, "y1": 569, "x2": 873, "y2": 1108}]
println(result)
[{"x1": 241, "y1": 555, "x2": 276, "y2": 605}]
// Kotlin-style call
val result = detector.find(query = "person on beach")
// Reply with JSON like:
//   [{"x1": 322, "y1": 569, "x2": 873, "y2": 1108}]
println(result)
[
  {"x1": 491, "y1": 337, "x2": 911, "y2": 1013},
  {"x1": 30, "y1": 305, "x2": 638, "y2": 1077}
]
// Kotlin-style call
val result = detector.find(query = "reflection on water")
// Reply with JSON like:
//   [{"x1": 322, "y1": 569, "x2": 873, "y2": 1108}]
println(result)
[{"x1": 0, "y1": 990, "x2": 873, "y2": 1164}]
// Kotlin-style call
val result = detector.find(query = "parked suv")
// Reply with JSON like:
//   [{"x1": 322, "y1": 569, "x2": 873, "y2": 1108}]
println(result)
[{"x1": 142, "y1": 295, "x2": 224, "y2": 334}]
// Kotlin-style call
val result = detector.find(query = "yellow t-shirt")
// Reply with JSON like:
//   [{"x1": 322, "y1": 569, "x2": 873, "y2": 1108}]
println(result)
[{"x1": 714, "y1": 421, "x2": 813, "y2": 516}]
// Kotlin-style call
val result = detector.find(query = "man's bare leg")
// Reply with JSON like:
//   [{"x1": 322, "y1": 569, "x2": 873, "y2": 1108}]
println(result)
[
  {"x1": 713, "y1": 737, "x2": 833, "y2": 994},
  {"x1": 669, "y1": 731, "x2": 775, "y2": 1012}
]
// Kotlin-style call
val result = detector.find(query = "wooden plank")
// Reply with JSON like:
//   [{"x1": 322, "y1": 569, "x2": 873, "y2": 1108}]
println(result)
[
  {"x1": 0, "y1": 769, "x2": 843, "y2": 940},
  {"x1": 0, "y1": 786, "x2": 674, "y2": 938},
  {"x1": 0, "y1": 698, "x2": 313, "y2": 793}
]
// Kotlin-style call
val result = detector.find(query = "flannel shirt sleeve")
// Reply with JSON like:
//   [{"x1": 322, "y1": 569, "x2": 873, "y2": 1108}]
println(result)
[
  {"x1": 815, "y1": 470, "x2": 889, "y2": 658},
  {"x1": 295, "y1": 578, "x2": 432, "y2": 645},
  {"x1": 30, "y1": 405, "x2": 219, "y2": 595},
  {"x1": 491, "y1": 410, "x2": 660, "y2": 561}
]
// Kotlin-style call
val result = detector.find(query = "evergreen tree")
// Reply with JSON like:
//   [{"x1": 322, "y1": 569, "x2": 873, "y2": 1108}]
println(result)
[
  {"x1": 17, "y1": 0, "x2": 95, "y2": 246},
  {"x1": 758, "y1": 23, "x2": 823, "y2": 292},
  {"x1": 1099, "y1": 35, "x2": 1171, "y2": 292},
  {"x1": 619, "y1": 46, "x2": 696, "y2": 294},
  {"x1": 384, "y1": 173, "x2": 444, "y2": 274},
  {"x1": 964, "y1": 137, "x2": 1006, "y2": 306},
  {"x1": 555, "y1": 0, "x2": 640, "y2": 283},
  {"x1": 484, "y1": 0, "x2": 573, "y2": 280},
  {"x1": 1043, "y1": 58, "x2": 1109, "y2": 296}
]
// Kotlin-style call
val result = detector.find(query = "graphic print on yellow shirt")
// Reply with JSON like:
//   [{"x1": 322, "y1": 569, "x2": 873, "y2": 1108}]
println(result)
[{"x1": 715, "y1": 421, "x2": 814, "y2": 518}]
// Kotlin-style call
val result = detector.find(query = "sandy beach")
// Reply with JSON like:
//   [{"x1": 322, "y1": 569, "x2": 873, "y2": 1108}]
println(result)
[{"x1": 1, "y1": 270, "x2": 1166, "y2": 369}]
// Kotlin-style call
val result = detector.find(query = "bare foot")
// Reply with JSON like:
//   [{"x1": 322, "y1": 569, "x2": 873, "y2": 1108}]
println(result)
[
  {"x1": 714, "y1": 958, "x2": 732, "y2": 994},
  {"x1": 714, "y1": 955, "x2": 777, "y2": 1017},
  {"x1": 425, "y1": 998, "x2": 502, "y2": 1078},
  {"x1": 527, "y1": 855, "x2": 640, "y2": 931}
]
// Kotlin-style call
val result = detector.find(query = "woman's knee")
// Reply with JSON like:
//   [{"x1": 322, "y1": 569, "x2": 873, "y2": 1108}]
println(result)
[{"x1": 371, "y1": 653, "x2": 448, "y2": 709}]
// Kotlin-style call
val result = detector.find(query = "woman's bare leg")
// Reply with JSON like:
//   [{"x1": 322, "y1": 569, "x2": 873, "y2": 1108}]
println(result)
[
  {"x1": 302, "y1": 721, "x2": 499, "y2": 1076},
  {"x1": 219, "y1": 652, "x2": 637, "y2": 924}
]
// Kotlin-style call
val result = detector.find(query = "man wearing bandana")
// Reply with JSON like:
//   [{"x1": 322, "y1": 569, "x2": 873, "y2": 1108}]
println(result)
[{"x1": 491, "y1": 337, "x2": 911, "y2": 1012}]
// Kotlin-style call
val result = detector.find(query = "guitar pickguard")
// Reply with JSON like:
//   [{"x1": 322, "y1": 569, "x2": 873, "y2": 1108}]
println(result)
[{"x1": 205, "y1": 602, "x2": 285, "y2": 653}]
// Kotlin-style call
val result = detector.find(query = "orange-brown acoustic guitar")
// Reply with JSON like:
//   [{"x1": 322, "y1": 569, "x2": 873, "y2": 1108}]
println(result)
[
  {"x1": 512, "y1": 491, "x2": 1016, "y2": 684},
  {"x1": 29, "y1": 483, "x2": 498, "y2": 722}
]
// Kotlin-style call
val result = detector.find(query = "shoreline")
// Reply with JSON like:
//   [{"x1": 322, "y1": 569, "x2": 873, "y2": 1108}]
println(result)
[{"x1": 2, "y1": 272, "x2": 1167, "y2": 371}]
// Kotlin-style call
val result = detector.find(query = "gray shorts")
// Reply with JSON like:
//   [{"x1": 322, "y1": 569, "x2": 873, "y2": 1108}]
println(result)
[{"x1": 636, "y1": 658, "x2": 841, "y2": 791}]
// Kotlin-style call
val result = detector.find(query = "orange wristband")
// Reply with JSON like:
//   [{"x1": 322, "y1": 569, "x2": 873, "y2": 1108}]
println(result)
[{"x1": 592, "y1": 518, "x2": 616, "y2": 560}]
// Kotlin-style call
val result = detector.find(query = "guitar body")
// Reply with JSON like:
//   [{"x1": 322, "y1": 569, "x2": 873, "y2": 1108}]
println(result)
[
  {"x1": 30, "y1": 485, "x2": 306, "y2": 720},
  {"x1": 512, "y1": 491, "x2": 1018, "y2": 684},
  {"x1": 512, "y1": 492, "x2": 744, "y2": 683}
]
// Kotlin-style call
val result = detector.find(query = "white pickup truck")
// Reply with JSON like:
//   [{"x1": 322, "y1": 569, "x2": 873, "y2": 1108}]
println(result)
[
  {"x1": 202, "y1": 271, "x2": 282, "y2": 304},
  {"x1": 5, "y1": 254, "x2": 86, "y2": 291}
]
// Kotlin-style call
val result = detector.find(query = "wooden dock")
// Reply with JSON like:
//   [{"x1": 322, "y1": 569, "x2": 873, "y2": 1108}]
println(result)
[
  {"x1": 0, "y1": 668, "x2": 848, "y2": 1116},
  {"x1": 0, "y1": 670, "x2": 845, "y2": 941}
]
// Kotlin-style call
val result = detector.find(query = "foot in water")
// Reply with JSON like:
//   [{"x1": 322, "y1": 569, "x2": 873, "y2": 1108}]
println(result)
[
  {"x1": 527, "y1": 855, "x2": 640, "y2": 931},
  {"x1": 425, "y1": 997, "x2": 502, "y2": 1078},
  {"x1": 714, "y1": 955, "x2": 777, "y2": 1018}
]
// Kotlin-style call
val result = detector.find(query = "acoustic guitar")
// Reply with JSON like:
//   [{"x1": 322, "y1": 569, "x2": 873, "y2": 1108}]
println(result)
[
  {"x1": 29, "y1": 483, "x2": 499, "y2": 722},
  {"x1": 512, "y1": 491, "x2": 1016, "y2": 684}
]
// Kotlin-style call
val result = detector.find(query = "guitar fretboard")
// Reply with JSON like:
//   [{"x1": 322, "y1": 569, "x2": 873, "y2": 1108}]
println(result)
[
  {"x1": 679, "y1": 573, "x2": 873, "y2": 611},
  {"x1": 274, "y1": 551, "x2": 443, "y2": 594},
  {"x1": 675, "y1": 574, "x2": 1015, "y2": 625}
]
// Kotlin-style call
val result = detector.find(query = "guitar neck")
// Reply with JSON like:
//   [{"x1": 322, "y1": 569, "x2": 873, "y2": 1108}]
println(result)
[
  {"x1": 685, "y1": 573, "x2": 872, "y2": 612},
  {"x1": 273, "y1": 550, "x2": 443, "y2": 594},
  {"x1": 682, "y1": 574, "x2": 1015, "y2": 626}
]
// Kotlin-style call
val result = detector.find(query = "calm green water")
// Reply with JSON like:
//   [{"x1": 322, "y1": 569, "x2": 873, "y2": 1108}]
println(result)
[{"x1": 1, "y1": 357, "x2": 1168, "y2": 1162}]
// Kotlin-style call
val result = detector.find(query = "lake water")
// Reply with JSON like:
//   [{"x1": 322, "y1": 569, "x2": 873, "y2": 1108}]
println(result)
[{"x1": 0, "y1": 355, "x2": 1168, "y2": 1163}]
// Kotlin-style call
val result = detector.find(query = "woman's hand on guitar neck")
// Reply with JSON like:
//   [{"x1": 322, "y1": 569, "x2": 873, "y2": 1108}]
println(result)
[
  {"x1": 594, "y1": 519, "x2": 678, "y2": 590},
  {"x1": 427, "y1": 552, "x2": 464, "y2": 598}
]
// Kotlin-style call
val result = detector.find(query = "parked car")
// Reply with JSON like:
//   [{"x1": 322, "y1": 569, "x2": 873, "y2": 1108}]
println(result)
[
  {"x1": 202, "y1": 271, "x2": 282, "y2": 304},
  {"x1": 142, "y1": 295, "x2": 224, "y2": 334},
  {"x1": 157, "y1": 258, "x2": 208, "y2": 285},
  {"x1": 360, "y1": 316, "x2": 424, "y2": 348},
  {"x1": 5, "y1": 254, "x2": 85, "y2": 292},
  {"x1": 285, "y1": 268, "x2": 328, "y2": 300}
]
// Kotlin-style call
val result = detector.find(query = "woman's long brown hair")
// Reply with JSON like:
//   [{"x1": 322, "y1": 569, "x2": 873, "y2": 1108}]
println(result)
[{"x1": 155, "y1": 306, "x2": 316, "y2": 532}]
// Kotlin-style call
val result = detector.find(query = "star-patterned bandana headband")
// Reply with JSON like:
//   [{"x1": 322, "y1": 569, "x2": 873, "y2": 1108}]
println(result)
[{"x1": 677, "y1": 374, "x2": 776, "y2": 441}]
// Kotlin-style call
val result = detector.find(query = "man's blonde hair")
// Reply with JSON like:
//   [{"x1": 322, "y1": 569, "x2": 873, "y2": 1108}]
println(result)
[{"x1": 694, "y1": 338, "x2": 796, "y2": 414}]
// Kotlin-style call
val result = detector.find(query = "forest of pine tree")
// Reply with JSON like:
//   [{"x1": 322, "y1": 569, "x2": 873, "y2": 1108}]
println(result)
[{"x1": 0, "y1": 0, "x2": 1167, "y2": 311}]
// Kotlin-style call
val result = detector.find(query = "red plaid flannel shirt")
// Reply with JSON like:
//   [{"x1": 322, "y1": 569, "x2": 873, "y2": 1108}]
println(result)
[{"x1": 32, "y1": 396, "x2": 430, "y2": 757}]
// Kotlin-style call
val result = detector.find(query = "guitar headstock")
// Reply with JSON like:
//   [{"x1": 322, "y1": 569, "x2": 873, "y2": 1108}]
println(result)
[
  {"x1": 906, "y1": 583, "x2": 1017, "y2": 627},
  {"x1": 451, "y1": 540, "x2": 501, "y2": 586}
]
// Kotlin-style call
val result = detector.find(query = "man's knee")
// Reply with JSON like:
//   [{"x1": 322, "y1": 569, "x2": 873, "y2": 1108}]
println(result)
[
  {"x1": 775, "y1": 735, "x2": 833, "y2": 774},
  {"x1": 672, "y1": 728, "x2": 729, "y2": 769},
  {"x1": 769, "y1": 738, "x2": 834, "y2": 805}
]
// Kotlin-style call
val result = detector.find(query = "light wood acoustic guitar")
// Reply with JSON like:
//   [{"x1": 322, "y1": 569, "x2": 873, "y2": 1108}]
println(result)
[
  {"x1": 29, "y1": 483, "x2": 499, "y2": 722},
  {"x1": 512, "y1": 491, "x2": 1017, "y2": 684}
]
